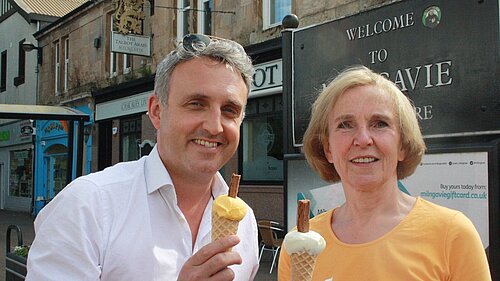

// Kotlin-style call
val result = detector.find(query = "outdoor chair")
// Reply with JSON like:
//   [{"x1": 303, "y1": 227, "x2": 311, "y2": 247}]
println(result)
[{"x1": 257, "y1": 220, "x2": 284, "y2": 274}]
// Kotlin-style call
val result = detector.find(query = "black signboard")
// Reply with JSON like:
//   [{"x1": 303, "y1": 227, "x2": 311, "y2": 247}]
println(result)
[{"x1": 290, "y1": 0, "x2": 499, "y2": 147}]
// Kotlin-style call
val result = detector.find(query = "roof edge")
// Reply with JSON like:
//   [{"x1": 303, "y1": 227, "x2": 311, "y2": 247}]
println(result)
[{"x1": 34, "y1": 0, "x2": 95, "y2": 39}]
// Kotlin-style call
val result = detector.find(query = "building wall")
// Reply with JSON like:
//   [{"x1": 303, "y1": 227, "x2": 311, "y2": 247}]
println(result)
[
  {"x1": 0, "y1": 12, "x2": 37, "y2": 106},
  {"x1": 0, "y1": 9, "x2": 42, "y2": 212}
]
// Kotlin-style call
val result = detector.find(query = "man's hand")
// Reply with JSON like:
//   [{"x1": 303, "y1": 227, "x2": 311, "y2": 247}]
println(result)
[{"x1": 177, "y1": 235, "x2": 242, "y2": 281}]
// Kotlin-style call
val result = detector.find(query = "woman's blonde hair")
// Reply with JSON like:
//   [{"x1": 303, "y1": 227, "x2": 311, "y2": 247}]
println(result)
[{"x1": 303, "y1": 65, "x2": 426, "y2": 182}]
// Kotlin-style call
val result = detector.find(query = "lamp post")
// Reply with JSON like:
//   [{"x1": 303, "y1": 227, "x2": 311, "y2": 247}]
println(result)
[
  {"x1": 21, "y1": 42, "x2": 41, "y2": 106},
  {"x1": 21, "y1": 42, "x2": 42, "y2": 65},
  {"x1": 22, "y1": 42, "x2": 42, "y2": 215}
]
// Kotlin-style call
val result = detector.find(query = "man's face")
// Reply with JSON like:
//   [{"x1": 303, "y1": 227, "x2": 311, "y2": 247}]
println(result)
[{"x1": 148, "y1": 57, "x2": 247, "y2": 182}]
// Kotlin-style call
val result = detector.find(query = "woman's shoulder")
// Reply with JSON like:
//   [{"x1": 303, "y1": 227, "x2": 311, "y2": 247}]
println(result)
[
  {"x1": 414, "y1": 197, "x2": 474, "y2": 230},
  {"x1": 309, "y1": 209, "x2": 335, "y2": 230},
  {"x1": 416, "y1": 197, "x2": 460, "y2": 217}
]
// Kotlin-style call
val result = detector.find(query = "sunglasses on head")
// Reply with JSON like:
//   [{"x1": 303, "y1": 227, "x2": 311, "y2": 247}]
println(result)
[{"x1": 182, "y1": 33, "x2": 245, "y2": 53}]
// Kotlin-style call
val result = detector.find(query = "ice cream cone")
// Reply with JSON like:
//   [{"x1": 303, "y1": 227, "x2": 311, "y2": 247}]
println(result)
[
  {"x1": 291, "y1": 252, "x2": 317, "y2": 281},
  {"x1": 211, "y1": 174, "x2": 247, "y2": 251},
  {"x1": 211, "y1": 211, "x2": 240, "y2": 241},
  {"x1": 284, "y1": 200, "x2": 326, "y2": 281}
]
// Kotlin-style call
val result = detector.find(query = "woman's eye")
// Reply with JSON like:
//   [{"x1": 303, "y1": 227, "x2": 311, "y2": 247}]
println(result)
[
  {"x1": 338, "y1": 121, "x2": 352, "y2": 129},
  {"x1": 374, "y1": 120, "x2": 389, "y2": 128}
]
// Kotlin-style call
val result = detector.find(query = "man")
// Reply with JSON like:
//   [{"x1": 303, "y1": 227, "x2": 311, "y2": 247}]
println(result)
[{"x1": 26, "y1": 34, "x2": 259, "y2": 281}]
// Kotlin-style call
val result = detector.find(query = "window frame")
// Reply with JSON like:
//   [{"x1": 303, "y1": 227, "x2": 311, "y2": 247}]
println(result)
[
  {"x1": 263, "y1": 0, "x2": 291, "y2": 30},
  {"x1": 63, "y1": 37, "x2": 69, "y2": 92},
  {"x1": 54, "y1": 41, "x2": 60, "y2": 95},
  {"x1": 1, "y1": 50, "x2": 7, "y2": 92},
  {"x1": 177, "y1": 0, "x2": 191, "y2": 42},
  {"x1": 14, "y1": 39, "x2": 26, "y2": 87},
  {"x1": 197, "y1": 0, "x2": 212, "y2": 35}
]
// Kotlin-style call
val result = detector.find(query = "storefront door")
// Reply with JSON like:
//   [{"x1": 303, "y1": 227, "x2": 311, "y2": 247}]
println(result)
[{"x1": 43, "y1": 144, "x2": 67, "y2": 202}]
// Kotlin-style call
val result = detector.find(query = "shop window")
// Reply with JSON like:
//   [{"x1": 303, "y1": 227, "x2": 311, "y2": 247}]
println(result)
[
  {"x1": 121, "y1": 117, "x2": 142, "y2": 162},
  {"x1": 241, "y1": 94, "x2": 283, "y2": 182},
  {"x1": 263, "y1": 0, "x2": 291, "y2": 29},
  {"x1": 9, "y1": 149, "x2": 33, "y2": 197}
]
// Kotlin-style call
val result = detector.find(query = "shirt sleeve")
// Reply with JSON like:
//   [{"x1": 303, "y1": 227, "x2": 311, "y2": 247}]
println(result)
[
  {"x1": 26, "y1": 179, "x2": 105, "y2": 281},
  {"x1": 447, "y1": 212, "x2": 491, "y2": 281}
]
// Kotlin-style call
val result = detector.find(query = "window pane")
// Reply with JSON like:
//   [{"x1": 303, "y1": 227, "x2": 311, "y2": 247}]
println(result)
[
  {"x1": 121, "y1": 117, "x2": 142, "y2": 162},
  {"x1": 270, "y1": 0, "x2": 291, "y2": 25},
  {"x1": 203, "y1": 0, "x2": 212, "y2": 35},
  {"x1": 9, "y1": 149, "x2": 33, "y2": 197},
  {"x1": 242, "y1": 95, "x2": 283, "y2": 181}
]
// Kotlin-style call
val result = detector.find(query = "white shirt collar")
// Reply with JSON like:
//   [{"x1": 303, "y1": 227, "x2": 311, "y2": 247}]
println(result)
[{"x1": 144, "y1": 145, "x2": 229, "y2": 197}]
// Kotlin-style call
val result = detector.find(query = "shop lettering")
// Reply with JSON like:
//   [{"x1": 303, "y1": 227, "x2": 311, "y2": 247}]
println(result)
[
  {"x1": 44, "y1": 122, "x2": 64, "y2": 134},
  {"x1": 121, "y1": 98, "x2": 147, "y2": 111},
  {"x1": 253, "y1": 64, "x2": 279, "y2": 88},
  {"x1": 346, "y1": 12, "x2": 415, "y2": 40}
]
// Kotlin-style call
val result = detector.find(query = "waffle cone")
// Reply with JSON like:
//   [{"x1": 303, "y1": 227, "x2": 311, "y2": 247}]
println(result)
[
  {"x1": 211, "y1": 212, "x2": 239, "y2": 249},
  {"x1": 290, "y1": 252, "x2": 317, "y2": 281}
]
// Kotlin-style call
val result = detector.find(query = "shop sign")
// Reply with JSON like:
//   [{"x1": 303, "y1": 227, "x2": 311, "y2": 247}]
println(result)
[
  {"x1": 95, "y1": 91, "x2": 152, "y2": 121},
  {"x1": 112, "y1": 32, "x2": 151, "y2": 57},
  {"x1": 20, "y1": 126, "x2": 33, "y2": 136},
  {"x1": 0, "y1": 130, "x2": 10, "y2": 141},
  {"x1": 290, "y1": 0, "x2": 499, "y2": 147},
  {"x1": 251, "y1": 59, "x2": 282, "y2": 97},
  {"x1": 0, "y1": 120, "x2": 32, "y2": 146}
]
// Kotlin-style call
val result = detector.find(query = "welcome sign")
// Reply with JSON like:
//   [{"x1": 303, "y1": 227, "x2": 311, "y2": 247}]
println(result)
[{"x1": 289, "y1": 0, "x2": 499, "y2": 147}]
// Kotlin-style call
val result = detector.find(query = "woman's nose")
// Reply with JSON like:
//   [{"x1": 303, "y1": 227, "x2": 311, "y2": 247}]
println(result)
[{"x1": 353, "y1": 126, "x2": 373, "y2": 147}]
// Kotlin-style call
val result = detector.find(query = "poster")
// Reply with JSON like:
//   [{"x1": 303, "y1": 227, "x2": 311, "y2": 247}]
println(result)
[{"x1": 299, "y1": 151, "x2": 489, "y2": 248}]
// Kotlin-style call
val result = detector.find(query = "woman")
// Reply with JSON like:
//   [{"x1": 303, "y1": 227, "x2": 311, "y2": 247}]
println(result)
[{"x1": 278, "y1": 66, "x2": 491, "y2": 280}]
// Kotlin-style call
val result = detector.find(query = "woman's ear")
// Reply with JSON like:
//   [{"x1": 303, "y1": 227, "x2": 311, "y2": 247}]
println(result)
[
  {"x1": 322, "y1": 137, "x2": 334, "y2": 164},
  {"x1": 148, "y1": 94, "x2": 162, "y2": 130}
]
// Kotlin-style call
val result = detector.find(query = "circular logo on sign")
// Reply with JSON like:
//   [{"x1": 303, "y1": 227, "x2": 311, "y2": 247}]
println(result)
[
  {"x1": 422, "y1": 6, "x2": 441, "y2": 29},
  {"x1": 257, "y1": 124, "x2": 275, "y2": 153}
]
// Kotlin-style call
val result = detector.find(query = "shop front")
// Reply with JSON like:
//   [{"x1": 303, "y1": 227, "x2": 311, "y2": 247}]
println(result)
[
  {"x1": 238, "y1": 38, "x2": 286, "y2": 224},
  {"x1": 93, "y1": 78, "x2": 156, "y2": 171},
  {"x1": 0, "y1": 120, "x2": 34, "y2": 212},
  {"x1": 33, "y1": 105, "x2": 93, "y2": 214}
]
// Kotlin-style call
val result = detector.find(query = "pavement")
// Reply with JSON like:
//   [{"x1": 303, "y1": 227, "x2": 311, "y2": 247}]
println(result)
[
  {"x1": 0, "y1": 210, "x2": 35, "y2": 281},
  {"x1": 0, "y1": 210, "x2": 277, "y2": 281}
]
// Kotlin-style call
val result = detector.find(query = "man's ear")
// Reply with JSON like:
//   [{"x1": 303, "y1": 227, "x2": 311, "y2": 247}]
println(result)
[{"x1": 148, "y1": 94, "x2": 162, "y2": 130}]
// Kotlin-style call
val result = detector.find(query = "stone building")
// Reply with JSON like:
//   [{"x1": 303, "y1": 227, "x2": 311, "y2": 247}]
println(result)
[{"x1": 30, "y1": 0, "x2": 404, "y2": 221}]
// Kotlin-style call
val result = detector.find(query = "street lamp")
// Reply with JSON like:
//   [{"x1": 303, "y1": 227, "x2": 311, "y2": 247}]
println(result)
[{"x1": 21, "y1": 42, "x2": 42, "y2": 65}]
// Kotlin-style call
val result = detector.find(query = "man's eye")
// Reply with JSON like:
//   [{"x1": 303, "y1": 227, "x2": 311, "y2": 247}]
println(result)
[
  {"x1": 222, "y1": 107, "x2": 239, "y2": 116},
  {"x1": 187, "y1": 101, "x2": 203, "y2": 108}
]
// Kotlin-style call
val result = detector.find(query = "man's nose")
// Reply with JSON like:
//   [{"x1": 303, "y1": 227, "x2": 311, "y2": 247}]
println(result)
[{"x1": 203, "y1": 109, "x2": 224, "y2": 135}]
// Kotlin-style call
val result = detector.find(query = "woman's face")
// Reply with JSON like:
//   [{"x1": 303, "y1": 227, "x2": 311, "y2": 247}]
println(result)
[{"x1": 322, "y1": 85, "x2": 406, "y2": 191}]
